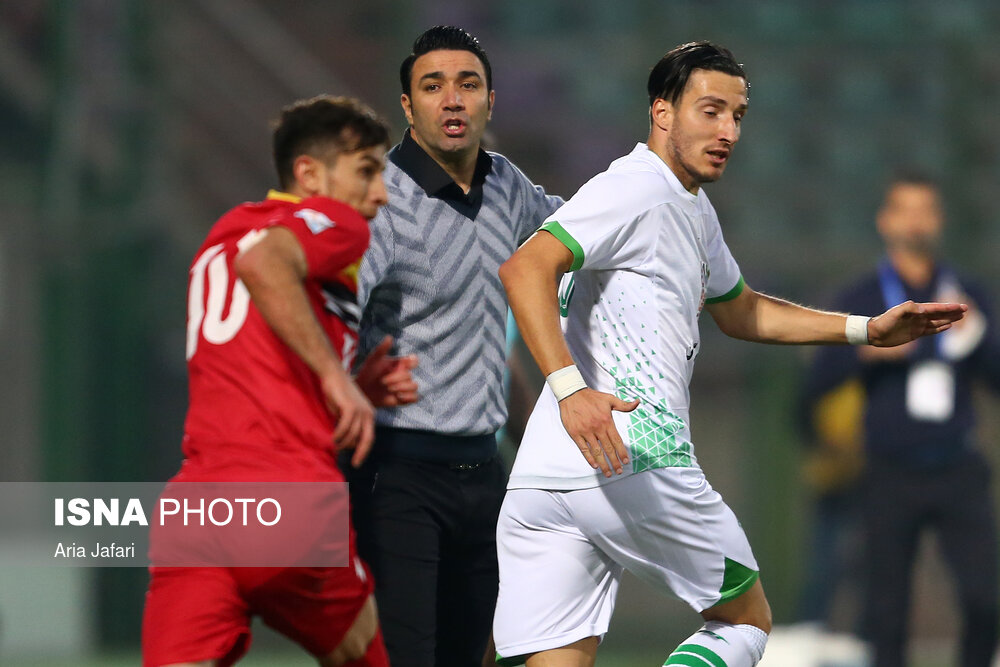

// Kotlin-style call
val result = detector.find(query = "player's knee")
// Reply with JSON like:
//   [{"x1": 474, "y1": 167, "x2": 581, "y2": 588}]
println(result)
[
  {"x1": 752, "y1": 613, "x2": 772, "y2": 635},
  {"x1": 746, "y1": 594, "x2": 773, "y2": 634},
  {"x1": 321, "y1": 630, "x2": 371, "y2": 666},
  {"x1": 711, "y1": 608, "x2": 772, "y2": 635},
  {"x1": 702, "y1": 581, "x2": 772, "y2": 634}
]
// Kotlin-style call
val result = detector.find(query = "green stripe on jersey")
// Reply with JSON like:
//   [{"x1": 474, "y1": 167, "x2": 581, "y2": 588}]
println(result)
[
  {"x1": 540, "y1": 221, "x2": 584, "y2": 271},
  {"x1": 705, "y1": 275, "x2": 745, "y2": 304},
  {"x1": 664, "y1": 644, "x2": 728, "y2": 667}
]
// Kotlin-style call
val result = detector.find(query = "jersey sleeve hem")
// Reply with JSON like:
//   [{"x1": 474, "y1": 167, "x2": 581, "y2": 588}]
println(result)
[
  {"x1": 705, "y1": 275, "x2": 745, "y2": 304},
  {"x1": 539, "y1": 221, "x2": 584, "y2": 272}
]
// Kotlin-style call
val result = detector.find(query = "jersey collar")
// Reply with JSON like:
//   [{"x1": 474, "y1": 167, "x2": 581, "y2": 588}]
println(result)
[
  {"x1": 266, "y1": 189, "x2": 302, "y2": 203},
  {"x1": 634, "y1": 143, "x2": 699, "y2": 204}
]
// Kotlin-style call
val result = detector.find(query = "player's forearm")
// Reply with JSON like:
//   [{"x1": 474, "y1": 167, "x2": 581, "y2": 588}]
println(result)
[
  {"x1": 710, "y1": 288, "x2": 857, "y2": 344},
  {"x1": 753, "y1": 293, "x2": 857, "y2": 344},
  {"x1": 499, "y1": 255, "x2": 575, "y2": 376},
  {"x1": 252, "y1": 275, "x2": 344, "y2": 377}
]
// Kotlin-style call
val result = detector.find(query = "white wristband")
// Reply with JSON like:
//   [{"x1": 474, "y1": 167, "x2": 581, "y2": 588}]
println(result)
[
  {"x1": 845, "y1": 315, "x2": 870, "y2": 346},
  {"x1": 546, "y1": 365, "x2": 588, "y2": 401}
]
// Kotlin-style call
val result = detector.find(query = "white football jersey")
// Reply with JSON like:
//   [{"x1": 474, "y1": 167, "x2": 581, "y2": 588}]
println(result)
[{"x1": 508, "y1": 143, "x2": 743, "y2": 490}]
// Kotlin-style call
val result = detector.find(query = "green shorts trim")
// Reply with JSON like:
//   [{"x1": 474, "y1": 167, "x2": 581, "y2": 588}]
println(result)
[{"x1": 712, "y1": 557, "x2": 759, "y2": 607}]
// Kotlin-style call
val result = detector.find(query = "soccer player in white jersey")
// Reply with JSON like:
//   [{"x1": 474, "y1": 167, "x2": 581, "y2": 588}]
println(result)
[{"x1": 493, "y1": 41, "x2": 968, "y2": 667}]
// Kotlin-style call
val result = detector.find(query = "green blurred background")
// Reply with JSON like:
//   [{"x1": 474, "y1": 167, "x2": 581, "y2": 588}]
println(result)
[{"x1": 2, "y1": 0, "x2": 1000, "y2": 664}]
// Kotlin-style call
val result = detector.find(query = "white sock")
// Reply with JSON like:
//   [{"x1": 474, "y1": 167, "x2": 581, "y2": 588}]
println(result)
[{"x1": 662, "y1": 621, "x2": 768, "y2": 667}]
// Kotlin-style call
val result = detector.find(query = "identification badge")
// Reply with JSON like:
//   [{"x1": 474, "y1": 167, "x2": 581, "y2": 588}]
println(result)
[
  {"x1": 906, "y1": 360, "x2": 954, "y2": 422},
  {"x1": 940, "y1": 306, "x2": 986, "y2": 361}
]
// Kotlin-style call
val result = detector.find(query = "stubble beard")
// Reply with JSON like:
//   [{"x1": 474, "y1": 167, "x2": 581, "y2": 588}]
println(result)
[{"x1": 670, "y1": 139, "x2": 718, "y2": 189}]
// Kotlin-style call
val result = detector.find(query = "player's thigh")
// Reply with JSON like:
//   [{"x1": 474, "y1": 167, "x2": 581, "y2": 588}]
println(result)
[
  {"x1": 319, "y1": 594, "x2": 380, "y2": 666},
  {"x1": 142, "y1": 567, "x2": 251, "y2": 667},
  {"x1": 241, "y1": 559, "x2": 374, "y2": 660},
  {"x1": 577, "y1": 468, "x2": 760, "y2": 614},
  {"x1": 494, "y1": 489, "x2": 622, "y2": 663}
]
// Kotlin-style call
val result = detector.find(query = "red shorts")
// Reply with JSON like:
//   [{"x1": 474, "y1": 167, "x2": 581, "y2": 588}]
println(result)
[{"x1": 142, "y1": 557, "x2": 375, "y2": 666}]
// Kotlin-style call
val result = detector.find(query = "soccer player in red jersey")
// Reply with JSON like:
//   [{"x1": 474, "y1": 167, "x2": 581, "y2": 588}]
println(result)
[{"x1": 142, "y1": 95, "x2": 416, "y2": 667}]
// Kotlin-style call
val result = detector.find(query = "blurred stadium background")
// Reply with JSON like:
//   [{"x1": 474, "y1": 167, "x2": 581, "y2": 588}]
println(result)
[{"x1": 2, "y1": 0, "x2": 1000, "y2": 665}]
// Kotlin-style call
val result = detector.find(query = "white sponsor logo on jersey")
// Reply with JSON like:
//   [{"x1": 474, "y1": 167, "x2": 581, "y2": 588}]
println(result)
[{"x1": 294, "y1": 208, "x2": 336, "y2": 234}]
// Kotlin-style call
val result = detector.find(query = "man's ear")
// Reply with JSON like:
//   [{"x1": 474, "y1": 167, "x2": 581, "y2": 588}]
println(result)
[
  {"x1": 487, "y1": 89, "x2": 495, "y2": 121},
  {"x1": 650, "y1": 97, "x2": 674, "y2": 132},
  {"x1": 292, "y1": 154, "x2": 321, "y2": 195},
  {"x1": 400, "y1": 93, "x2": 414, "y2": 126}
]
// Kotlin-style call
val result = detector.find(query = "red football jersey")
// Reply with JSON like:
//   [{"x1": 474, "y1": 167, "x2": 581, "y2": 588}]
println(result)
[{"x1": 178, "y1": 191, "x2": 369, "y2": 481}]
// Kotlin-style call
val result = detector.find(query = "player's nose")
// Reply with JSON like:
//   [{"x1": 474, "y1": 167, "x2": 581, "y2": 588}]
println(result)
[
  {"x1": 371, "y1": 175, "x2": 389, "y2": 208},
  {"x1": 718, "y1": 115, "x2": 739, "y2": 144}
]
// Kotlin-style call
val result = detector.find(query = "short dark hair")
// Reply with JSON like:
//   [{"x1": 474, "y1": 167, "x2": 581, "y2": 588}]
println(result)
[
  {"x1": 272, "y1": 95, "x2": 390, "y2": 191},
  {"x1": 647, "y1": 41, "x2": 747, "y2": 107},
  {"x1": 887, "y1": 167, "x2": 939, "y2": 191},
  {"x1": 399, "y1": 25, "x2": 493, "y2": 96}
]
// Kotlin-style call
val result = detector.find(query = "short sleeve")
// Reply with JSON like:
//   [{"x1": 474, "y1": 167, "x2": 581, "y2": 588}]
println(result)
[
  {"x1": 539, "y1": 172, "x2": 656, "y2": 272},
  {"x1": 275, "y1": 196, "x2": 371, "y2": 283},
  {"x1": 701, "y1": 200, "x2": 743, "y2": 303},
  {"x1": 513, "y1": 169, "x2": 564, "y2": 245}
]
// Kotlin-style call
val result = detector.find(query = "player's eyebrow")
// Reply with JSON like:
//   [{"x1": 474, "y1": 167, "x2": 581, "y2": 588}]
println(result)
[
  {"x1": 695, "y1": 95, "x2": 734, "y2": 106},
  {"x1": 357, "y1": 154, "x2": 385, "y2": 168},
  {"x1": 695, "y1": 95, "x2": 749, "y2": 113},
  {"x1": 419, "y1": 71, "x2": 483, "y2": 83}
]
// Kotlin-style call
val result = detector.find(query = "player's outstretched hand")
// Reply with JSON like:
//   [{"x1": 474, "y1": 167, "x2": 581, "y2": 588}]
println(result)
[
  {"x1": 321, "y1": 371, "x2": 376, "y2": 468},
  {"x1": 868, "y1": 300, "x2": 967, "y2": 347},
  {"x1": 355, "y1": 335, "x2": 420, "y2": 408},
  {"x1": 558, "y1": 389, "x2": 640, "y2": 478}
]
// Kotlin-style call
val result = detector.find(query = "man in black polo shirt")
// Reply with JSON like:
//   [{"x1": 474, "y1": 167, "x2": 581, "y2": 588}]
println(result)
[
  {"x1": 803, "y1": 171, "x2": 1000, "y2": 667},
  {"x1": 345, "y1": 26, "x2": 562, "y2": 667}
]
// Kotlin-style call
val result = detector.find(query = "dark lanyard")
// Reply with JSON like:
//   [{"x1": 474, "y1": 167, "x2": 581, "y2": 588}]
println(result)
[{"x1": 877, "y1": 258, "x2": 947, "y2": 357}]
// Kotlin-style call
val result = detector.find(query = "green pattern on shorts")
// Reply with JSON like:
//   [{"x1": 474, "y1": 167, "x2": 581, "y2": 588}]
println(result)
[{"x1": 613, "y1": 374, "x2": 692, "y2": 471}]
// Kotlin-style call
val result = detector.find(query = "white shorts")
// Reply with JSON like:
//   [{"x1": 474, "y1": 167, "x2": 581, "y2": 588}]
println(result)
[{"x1": 493, "y1": 467, "x2": 758, "y2": 662}]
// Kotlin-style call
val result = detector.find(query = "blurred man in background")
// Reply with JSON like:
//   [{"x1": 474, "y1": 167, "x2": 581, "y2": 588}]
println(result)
[
  {"x1": 344, "y1": 25, "x2": 563, "y2": 667},
  {"x1": 802, "y1": 171, "x2": 1000, "y2": 667},
  {"x1": 142, "y1": 95, "x2": 418, "y2": 667}
]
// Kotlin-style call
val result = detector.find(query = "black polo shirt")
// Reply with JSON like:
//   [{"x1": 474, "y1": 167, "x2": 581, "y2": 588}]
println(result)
[{"x1": 388, "y1": 129, "x2": 493, "y2": 219}]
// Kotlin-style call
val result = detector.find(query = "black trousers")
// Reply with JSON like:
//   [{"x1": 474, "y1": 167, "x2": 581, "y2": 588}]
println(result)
[
  {"x1": 342, "y1": 441, "x2": 506, "y2": 667},
  {"x1": 862, "y1": 451, "x2": 999, "y2": 667}
]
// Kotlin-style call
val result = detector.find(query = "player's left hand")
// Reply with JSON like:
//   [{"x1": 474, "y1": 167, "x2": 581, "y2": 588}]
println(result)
[
  {"x1": 321, "y1": 371, "x2": 375, "y2": 467},
  {"x1": 355, "y1": 335, "x2": 420, "y2": 408},
  {"x1": 868, "y1": 300, "x2": 967, "y2": 347}
]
